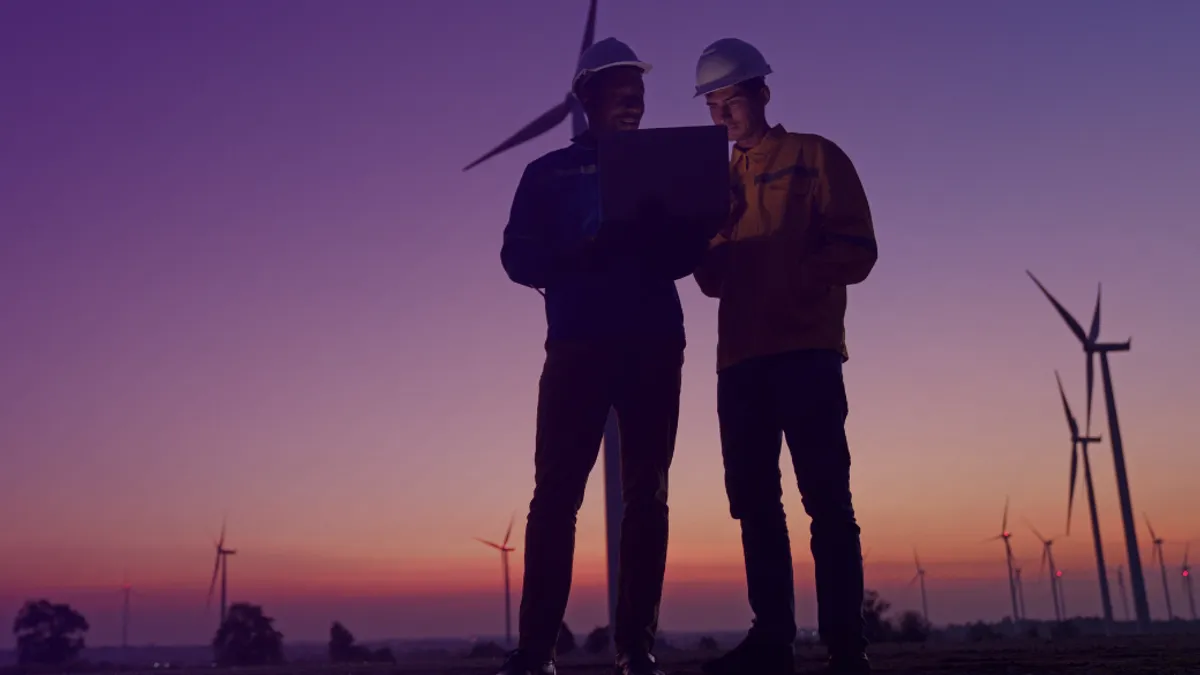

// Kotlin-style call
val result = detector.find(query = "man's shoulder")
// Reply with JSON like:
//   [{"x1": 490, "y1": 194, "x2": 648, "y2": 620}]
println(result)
[
  {"x1": 781, "y1": 132, "x2": 855, "y2": 167},
  {"x1": 523, "y1": 143, "x2": 596, "y2": 182}
]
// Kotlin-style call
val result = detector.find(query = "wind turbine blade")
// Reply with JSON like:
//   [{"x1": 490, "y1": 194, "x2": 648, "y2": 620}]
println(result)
[
  {"x1": 218, "y1": 518, "x2": 226, "y2": 550},
  {"x1": 1067, "y1": 439, "x2": 1079, "y2": 536},
  {"x1": 1183, "y1": 543, "x2": 1189, "y2": 567},
  {"x1": 503, "y1": 514, "x2": 514, "y2": 548},
  {"x1": 1026, "y1": 271, "x2": 1090, "y2": 344},
  {"x1": 1025, "y1": 519, "x2": 1046, "y2": 543},
  {"x1": 1040, "y1": 546, "x2": 1048, "y2": 579},
  {"x1": 1086, "y1": 353, "x2": 1096, "y2": 434},
  {"x1": 463, "y1": 96, "x2": 573, "y2": 171},
  {"x1": 1144, "y1": 514, "x2": 1158, "y2": 542},
  {"x1": 206, "y1": 550, "x2": 220, "y2": 608},
  {"x1": 914, "y1": 549, "x2": 921, "y2": 570},
  {"x1": 1055, "y1": 371, "x2": 1079, "y2": 437},
  {"x1": 1002, "y1": 496, "x2": 1010, "y2": 534},
  {"x1": 909, "y1": 574, "x2": 920, "y2": 586},
  {"x1": 475, "y1": 537, "x2": 505, "y2": 551},
  {"x1": 1088, "y1": 284, "x2": 1101, "y2": 343},
  {"x1": 578, "y1": 0, "x2": 597, "y2": 58}
]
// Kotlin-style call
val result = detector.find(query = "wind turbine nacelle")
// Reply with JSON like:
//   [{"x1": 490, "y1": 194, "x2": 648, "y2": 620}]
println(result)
[{"x1": 1097, "y1": 340, "x2": 1132, "y2": 353}]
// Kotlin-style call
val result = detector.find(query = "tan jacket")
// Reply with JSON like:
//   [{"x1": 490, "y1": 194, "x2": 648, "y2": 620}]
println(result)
[{"x1": 694, "y1": 125, "x2": 877, "y2": 371}]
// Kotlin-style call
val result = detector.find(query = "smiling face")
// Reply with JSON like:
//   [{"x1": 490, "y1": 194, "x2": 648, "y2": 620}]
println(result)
[
  {"x1": 578, "y1": 66, "x2": 646, "y2": 133},
  {"x1": 705, "y1": 77, "x2": 770, "y2": 144}
]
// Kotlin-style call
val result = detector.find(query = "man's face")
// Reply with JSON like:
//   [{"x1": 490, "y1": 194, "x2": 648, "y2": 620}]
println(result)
[
  {"x1": 705, "y1": 83, "x2": 767, "y2": 143},
  {"x1": 580, "y1": 67, "x2": 645, "y2": 133}
]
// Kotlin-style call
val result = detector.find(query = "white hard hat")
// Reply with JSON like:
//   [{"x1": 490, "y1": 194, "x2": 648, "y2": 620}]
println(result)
[
  {"x1": 694, "y1": 38, "x2": 772, "y2": 97},
  {"x1": 572, "y1": 37, "x2": 652, "y2": 94}
]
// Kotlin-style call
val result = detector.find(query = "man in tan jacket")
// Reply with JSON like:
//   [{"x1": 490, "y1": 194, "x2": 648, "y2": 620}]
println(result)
[{"x1": 692, "y1": 39, "x2": 878, "y2": 675}]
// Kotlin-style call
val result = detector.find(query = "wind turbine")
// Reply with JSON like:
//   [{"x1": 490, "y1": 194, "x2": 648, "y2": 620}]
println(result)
[
  {"x1": 1014, "y1": 566, "x2": 1027, "y2": 622},
  {"x1": 1027, "y1": 271, "x2": 1150, "y2": 629},
  {"x1": 206, "y1": 520, "x2": 236, "y2": 631},
  {"x1": 1182, "y1": 544, "x2": 1196, "y2": 621},
  {"x1": 1116, "y1": 565, "x2": 1131, "y2": 621},
  {"x1": 1144, "y1": 516, "x2": 1173, "y2": 619},
  {"x1": 1029, "y1": 522, "x2": 1065, "y2": 622},
  {"x1": 909, "y1": 549, "x2": 929, "y2": 624},
  {"x1": 121, "y1": 573, "x2": 131, "y2": 657},
  {"x1": 476, "y1": 516, "x2": 517, "y2": 647},
  {"x1": 988, "y1": 498, "x2": 1022, "y2": 623},
  {"x1": 461, "y1": 0, "x2": 623, "y2": 638},
  {"x1": 1056, "y1": 370, "x2": 1113, "y2": 623}
]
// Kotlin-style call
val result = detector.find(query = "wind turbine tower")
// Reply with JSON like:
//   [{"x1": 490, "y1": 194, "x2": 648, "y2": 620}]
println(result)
[
  {"x1": 1117, "y1": 566, "x2": 1131, "y2": 621},
  {"x1": 1015, "y1": 566, "x2": 1027, "y2": 622},
  {"x1": 476, "y1": 516, "x2": 518, "y2": 647},
  {"x1": 1183, "y1": 544, "x2": 1196, "y2": 621},
  {"x1": 1027, "y1": 272, "x2": 1150, "y2": 629},
  {"x1": 206, "y1": 521, "x2": 236, "y2": 631},
  {"x1": 462, "y1": 0, "x2": 622, "y2": 638},
  {"x1": 1029, "y1": 523, "x2": 1065, "y2": 622},
  {"x1": 989, "y1": 498, "x2": 1022, "y2": 623},
  {"x1": 1056, "y1": 371, "x2": 1113, "y2": 623},
  {"x1": 910, "y1": 549, "x2": 930, "y2": 624},
  {"x1": 1144, "y1": 516, "x2": 1173, "y2": 619}
]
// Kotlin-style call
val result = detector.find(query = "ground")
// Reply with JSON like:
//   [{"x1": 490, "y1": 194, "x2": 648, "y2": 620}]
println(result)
[{"x1": 5, "y1": 636, "x2": 1200, "y2": 674}]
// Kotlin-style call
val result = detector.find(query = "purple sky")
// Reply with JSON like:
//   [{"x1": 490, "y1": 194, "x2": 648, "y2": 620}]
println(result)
[{"x1": 2, "y1": 0, "x2": 1199, "y2": 647}]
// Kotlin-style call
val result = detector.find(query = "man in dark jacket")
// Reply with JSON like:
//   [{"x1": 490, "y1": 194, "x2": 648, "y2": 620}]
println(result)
[{"x1": 496, "y1": 38, "x2": 708, "y2": 675}]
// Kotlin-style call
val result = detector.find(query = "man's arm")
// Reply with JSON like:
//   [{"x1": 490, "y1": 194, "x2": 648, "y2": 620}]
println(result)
[
  {"x1": 692, "y1": 233, "x2": 731, "y2": 298},
  {"x1": 801, "y1": 137, "x2": 878, "y2": 287},
  {"x1": 500, "y1": 163, "x2": 602, "y2": 289}
]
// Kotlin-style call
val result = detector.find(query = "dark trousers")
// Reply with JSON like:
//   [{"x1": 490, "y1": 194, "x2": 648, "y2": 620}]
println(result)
[
  {"x1": 717, "y1": 349, "x2": 866, "y2": 656},
  {"x1": 518, "y1": 340, "x2": 682, "y2": 661}
]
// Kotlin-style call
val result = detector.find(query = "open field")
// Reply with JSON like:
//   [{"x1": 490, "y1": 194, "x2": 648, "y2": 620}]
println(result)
[{"x1": 9, "y1": 635, "x2": 1197, "y2": 675}]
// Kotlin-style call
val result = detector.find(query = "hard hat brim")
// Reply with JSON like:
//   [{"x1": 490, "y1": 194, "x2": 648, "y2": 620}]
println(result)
[
  {"x1": 694, "y1": 66, "x2": 771, "y2": 97},
  {"x1": 572, "y1": 61, "x2": 653, "y2": 92}
]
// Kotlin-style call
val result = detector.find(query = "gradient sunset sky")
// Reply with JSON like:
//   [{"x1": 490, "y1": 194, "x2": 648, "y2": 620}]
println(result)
[{"x1": 3, "y1": 0, "x2": 1199, "y2": 648}]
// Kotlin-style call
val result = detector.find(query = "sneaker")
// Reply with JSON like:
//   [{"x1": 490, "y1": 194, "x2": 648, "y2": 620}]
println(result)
[
  {"x1": 615, "y1": 652, "x2": 665, "y2": 675},
  {"x1": 827, "y1": 653, "x2": 870, "y2": 674},
  {"x1": 701, "y1": 636, "x2": 794, "y2": 675},
  {"x1": 496, "y1": 650, "x2": 556, "y2": 675}
]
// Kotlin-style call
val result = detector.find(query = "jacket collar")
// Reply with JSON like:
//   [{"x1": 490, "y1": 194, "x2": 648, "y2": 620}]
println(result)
[{"x1": 732, "y1": 123, "x2": 787, "y2": 161}]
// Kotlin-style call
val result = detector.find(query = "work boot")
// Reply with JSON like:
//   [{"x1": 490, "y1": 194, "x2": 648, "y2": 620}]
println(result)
[
  {"x1": 615, "y1": 652, "x2": 666, "y2": 675},
  {"x1": 700, "y1": 636, "x2": 794, "y2": 675},
  {"x1": 495, "y1": 650, "x2": 556, "y2": 675},
  {"x1": 826, "y1": 652, "x2": 871, "y2": 674}
]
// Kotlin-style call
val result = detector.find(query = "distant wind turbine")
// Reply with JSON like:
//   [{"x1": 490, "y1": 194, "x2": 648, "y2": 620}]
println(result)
[
  {"x1": 206, "y1": 520, "x2": 236, "y2": 632},
  {"x1": 462, "y1": 0, "x2": 622, "y2": 638},
  {"x1": 1027, "y1": 271, "x2": 1150, "y2": 629},
  {"x1": 1029, "y1": 522, "x2": 1065, "y2": 622},
  {"x1": 909, "y1": 549, "x2": 929, "y2": 624},
  {"x1": 987, "y1": 498, "x2": 1022, "y2": 622},
  {"x1": 1182, "y1": 544, "x2": 1196, "y2": 621},
  {"x1": 476, "y1": 516, "x2": 517, "y2": 647},
  {"x1": 1056, "y1": 370, "x2": 1114, "y2": 624},
  {"x1": 1014, "y1": 566, "x2": 1027, "y2": 622},
  {"x1": 1144, "y1": 515, "x2": 1173, "y2": 619},
  {"x1": 1117, "y1": 566, "x2": 1131, "y2": 621}
]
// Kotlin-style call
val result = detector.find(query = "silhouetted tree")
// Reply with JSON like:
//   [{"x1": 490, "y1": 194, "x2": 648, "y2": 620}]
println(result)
[
  {"x1": 12, "y1": 599, "x2": 89, "y2": 665},
  {"x1": 967, "y1": 621, "x2": 999, "y2": 642},
  {"x1": 328, "y1": 621, "x2": 397, "y2": 663},
  {"x1": 584, "y1": 626, "x2": 610, "y2": 654},
  {"x1": 556, "y1": 622, "x2": 577, "y2": 656},
  {"x1": 372, "y1": 646, "x2": 397, "y2": 663},
  {"x1": 698, "y1": 636, "x2": 719, "y2": 652},
  {"x1": 896, "y1": 611, "x2": 931, "y2": 643},
  {"x1": 212, "y1": 602, "x2": 284, "y2": 666},
  {"x1": 862, "y1": 590, "x2": 895, "y2": 642},
  {"x1": 1050, "y1": 620, "x2": 1080, "y2": 640}
]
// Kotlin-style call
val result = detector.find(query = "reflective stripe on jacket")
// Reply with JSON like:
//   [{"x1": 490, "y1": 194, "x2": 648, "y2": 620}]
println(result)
[{"x1": 694, "y1": 125, "x2": 877, "y2": 370}]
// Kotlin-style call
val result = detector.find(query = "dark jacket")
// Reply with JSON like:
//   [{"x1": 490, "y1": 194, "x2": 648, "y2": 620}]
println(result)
[{"x1": 501, "y1": 132, "x2": 704, "y2": 346}]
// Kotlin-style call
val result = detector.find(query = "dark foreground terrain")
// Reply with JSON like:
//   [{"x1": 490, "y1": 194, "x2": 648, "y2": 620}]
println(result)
[{"x1": 5, "y1": 636, "x2": 1200, "y2": 675}]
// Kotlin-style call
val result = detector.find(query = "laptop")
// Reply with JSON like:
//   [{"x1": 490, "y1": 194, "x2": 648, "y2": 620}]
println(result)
[{"x1": 596, "y1": 125, "x2": 731, "y2": 236}]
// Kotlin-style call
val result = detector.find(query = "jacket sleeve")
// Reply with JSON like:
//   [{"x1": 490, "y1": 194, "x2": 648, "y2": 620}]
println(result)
[
  {"x1": 500, "y1": 163, "x2": 564, "y2": 289},
  {"x1": 692, "y1": 234, "x2": 731, "y2": 298},
  {"x1": 802, "y1": 138, "x2": 878, "y2": 287}
]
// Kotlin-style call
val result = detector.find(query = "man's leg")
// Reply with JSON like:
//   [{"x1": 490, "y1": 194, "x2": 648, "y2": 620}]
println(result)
[
  {"x1": 774, "y1": 349, "x2": 867, "y2": 662},
  {"x1": 517, "y1": 342, "x2": 612, "y2": 662},
  {"x1": 718, "y1": 357, "x2": 795, "y2": 645},
  {"x1": 609, "y1": 342, "x2": 683, "y2": 661}
]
